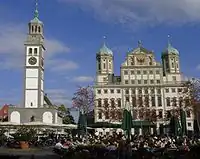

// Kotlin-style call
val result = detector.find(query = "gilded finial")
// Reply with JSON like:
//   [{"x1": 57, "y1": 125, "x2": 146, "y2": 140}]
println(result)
[{"x1": 34, "y1": 0, "x2": 39, "y2": 19}]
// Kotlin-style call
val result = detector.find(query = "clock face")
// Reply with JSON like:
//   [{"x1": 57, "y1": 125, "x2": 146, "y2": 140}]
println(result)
[{"x1": 28, "y1": 57, "x2": 37, "y2": 65}]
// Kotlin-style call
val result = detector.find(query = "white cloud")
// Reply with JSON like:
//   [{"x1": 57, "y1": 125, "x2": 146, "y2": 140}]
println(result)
[
  {"x1": 72, "y1": 76, "x2": 94, "y2": 82},
  {"x1": 46, "y1": 89, "x2": 72, "y2": 106},
  {"x1": 48, "y1": 59, "x2": 79, "y2": 72},
  {"x1": 0, "y1": 23, "x2": 78, "y2": 71},
  {"x1": 59, "y1": 0, "x2": 200, "y2": 27}
]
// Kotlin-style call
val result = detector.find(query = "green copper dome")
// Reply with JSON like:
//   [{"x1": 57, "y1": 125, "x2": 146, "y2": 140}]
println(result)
[
  {"x1": 164, "y1": 43, "x2": 179, "y2": 55},
  {"x1": 98, "y1": 43, "x2": 113, "y2": 55},
  {"x1": 163, "y1": 36, "x2": 179, "y2": 55}
]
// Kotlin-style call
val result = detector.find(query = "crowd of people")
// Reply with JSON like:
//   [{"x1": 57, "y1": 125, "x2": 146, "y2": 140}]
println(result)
[{"x1": 53, "y1": 132, "x2": 200, "y2": 158}]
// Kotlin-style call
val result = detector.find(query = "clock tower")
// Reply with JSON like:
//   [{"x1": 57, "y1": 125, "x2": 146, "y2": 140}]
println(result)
[{"x1": 24, "y1": 1, "x2": 45, "y2": 108}]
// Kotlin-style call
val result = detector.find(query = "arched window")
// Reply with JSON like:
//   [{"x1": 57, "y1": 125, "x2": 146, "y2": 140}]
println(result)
[
  {"x1": 38, "y1": 26, "x2": 41, "y2": 33},
  {"x1": 34, "y1": 48, "x2": 37, "y2": 55},
  {"x1": 30, "y1": 102, "x2": 33, "y2": 106},
  {"x1": 35, "y1": 26, "x2": 37, "y2": 32},
  {"x1": 29, "y1": 48, "x2": 32, "y2": 55},
  {"x1": 31, "y1": 26, "x2": 34, "y2": 33}
]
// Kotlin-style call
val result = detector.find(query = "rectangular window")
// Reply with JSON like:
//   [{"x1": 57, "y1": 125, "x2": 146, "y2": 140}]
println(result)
[
  {"x1": 105, "y1": 112, "x2": 109, "y2": 119},
  {"x1": 124, "y1": 70, "x2": 128, "y2": 75},
  {"x1": 172, "y1": 88, "x2": 176, "y2": 93},
  {"x1": 132, "y1": 89, "x2": 136, "y2": 94},
  {"x1": 117, "y1": 99, "x2": 121, "y2": 107},
  {"x1": 151, "y1": 89, "x2": 155, "y2": 94},
  {"x1": 186, "y1": 110, "x2": 191, "y2": 118},
  {"x1": 131, "y1": 70, "x2": 134, "y2": 74},
  {"x1": 149, "y1": 70, "x2": 153, "y2": 74},
  {"x1": 111, "y1": 99, "x2": 115, "y2": 108},
  {"x1": 110, "y1": 89, "x2": 114, "y2": 93},
  {"x1": 98, "y1": 99, "x2": 102, "y2": 107},
  {"x1": 165, "y1": 88, "x2": 169, "y2": 93},
  {"x1": 144, "y1": 80, "x2": 148, "y2": 84},
  {"x1": 125, "y1": 80, "x2": 129, "y2": 84},
  {"x1": 117, "y1": 89, "x2": 121, "y2": 93},
  {"x1": 151, "y1": 96, "x2": 155, "y2": 107},
  {"x1": 144, "y1": 95, "x2": 149, "y2": 107},
  {"x1": 98, "y1": 112, "x2": 102, "y2": 119},
  {"x1": 172, "y1": 76, "x2": 177, "y2": 81},
  {"x1": 144, "y1": 89, "x2": 148, "y2": 94},
  {"x1": 166, "y1": 97, "x2": 170, "y2": 106},
  {"x1": 138, "y1": 89, "x2": 142, "y2": 94},
  {"x1": 172, "y1": 97, "x2": 177, "y2": 107},
  {"x1": 138, "y1": 80, "x2": 141, "y2": 84},
  {"x1": 131, "y1": 80, "x2": 135, "y2": 84},
  {"x1": 125, "y1": 89, "x2": 129, "y2": 94},
  {"x1": 157, "y1": 89, "x2": 161, "y2": 94},
  {"x1": 158, "y1": 96, "x2": 162, "y2": 107},
  {"x1": 104, "y1": 89, "x2": 108, "y2": 94},
  {"x1": 150, "y1": 80, "x2": 154, "y2": 84},
  {"x1": 126, "y1": 96, "x2": 129, "y2": 102},
  {"x1": 159, "y1": 111, "x2": 163, "y2": 119},
  {"x1": 157, "y1": 80, "x2": 160, "y2": 84},
  {"x1": 178, "y1": 88, "x2": 182, "y2": 93},
  {"x1": 137, "y1": 70, "x2": 141, "y2": 74},
  {"x1": 104, "y1": 99, "x2": 109, "y2": 107},
  {"x1": 143, "y1": 70, "x2": 147, "y2": 74},
  {"x1": 138, "y1": 96, "x2": 143, "y2": 107},
  {"x1": 156, "y1": 70, "x2": 160, "y2": 74},
  {"x1": 132, "y1": 96, "x2": 136, "y2": 107},
  {"x1": 97, "y1": 90, "x2": 101, "y2": 94}
]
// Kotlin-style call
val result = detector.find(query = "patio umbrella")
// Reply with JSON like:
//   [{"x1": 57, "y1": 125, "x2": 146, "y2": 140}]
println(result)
[
  {"x1": 170, "y1": 116, "x2": 181, "y2": 136},
  {"x1": 121, "y1": 102, "x2": 133, "y2": 139},
  {"x1": 180, "y1": 108, "x2": 187, "y2": 136},
  {"x1": 77, "y1": 110, "x2": 87, "y2": 136}
]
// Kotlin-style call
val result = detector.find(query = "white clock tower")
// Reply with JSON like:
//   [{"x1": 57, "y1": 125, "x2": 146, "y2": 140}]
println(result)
[{"x1": 24, "y1": 1, "x2": 45, "y2": 108}]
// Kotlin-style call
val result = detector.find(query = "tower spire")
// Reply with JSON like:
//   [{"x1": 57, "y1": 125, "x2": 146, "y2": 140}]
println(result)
[
  {"x1": 103, "y1": 36, "x2": 106, "y2": 46},
  {"x1": 167, "y1": 35, "x2": 171, "y2": 47},
  {"x1": 34, "y1": 0, "x2": 39, "y2": 19}
]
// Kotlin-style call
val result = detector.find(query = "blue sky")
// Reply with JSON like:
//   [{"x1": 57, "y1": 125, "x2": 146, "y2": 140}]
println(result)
[{"x1": 0, "y1": 0, "x2": 200, "y2": 112}]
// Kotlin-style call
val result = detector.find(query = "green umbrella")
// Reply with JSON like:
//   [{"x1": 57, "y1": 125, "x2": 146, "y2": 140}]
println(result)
[
  {"x1": 121, "y1": 103, "x2": 133, "y2": 139},
  {"x1": 180, "y1": 109, "x2": 187, "y2": 136},
  {"x1": 170, "y1": 116, "x2": 181, "y2": 136},
  {"x1": 77, "y1": 111, "x2": 87, "y2": 136}
]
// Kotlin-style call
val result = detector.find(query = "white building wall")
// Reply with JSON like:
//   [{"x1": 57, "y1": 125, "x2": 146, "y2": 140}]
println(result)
[
  {"x1": 25, "y1": 90, "x2": 38, "y2": 108},
  {"x1": 25, "y1": 78, "x2": 38, "y2": 89},
  {"x1": 26, "y1": 69, "x2": 38, "y2": 78}
]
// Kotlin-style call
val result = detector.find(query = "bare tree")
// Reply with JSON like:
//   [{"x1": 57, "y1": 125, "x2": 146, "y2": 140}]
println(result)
[
  {"x1": 181, "y1": 78, "x2": 200, "y2": 119},
  {"x1": 72, "y1": 85, "x2": 95, "y2": 114}
]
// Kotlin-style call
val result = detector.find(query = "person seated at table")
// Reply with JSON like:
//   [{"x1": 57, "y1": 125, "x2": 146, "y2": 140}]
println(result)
[{"x1": 54, "y1": 140, "x2": 64, "y2": 150}]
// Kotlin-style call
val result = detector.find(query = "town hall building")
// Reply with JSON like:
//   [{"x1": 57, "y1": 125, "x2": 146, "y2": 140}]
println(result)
[
  {"x1": 94, "y1": 39, "x2": 194, "y2": 135},
  {"x1": 8, "y1": 2, "x2": 62, "y2": 124}
]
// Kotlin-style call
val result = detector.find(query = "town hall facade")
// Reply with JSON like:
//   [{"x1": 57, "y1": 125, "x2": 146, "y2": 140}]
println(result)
[{"x1": 94, "y1": 40, "x2": 194, "y2": 135}]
